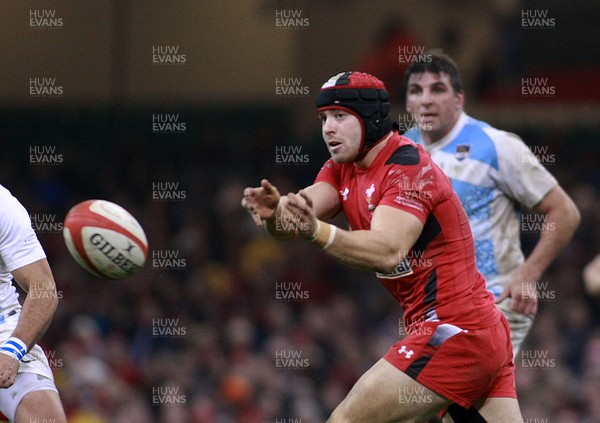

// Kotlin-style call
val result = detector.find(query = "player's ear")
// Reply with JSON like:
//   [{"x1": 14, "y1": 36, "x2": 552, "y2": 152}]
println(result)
[{"x1": 454, "y1": 90, "x2": 465, "y2": 110}]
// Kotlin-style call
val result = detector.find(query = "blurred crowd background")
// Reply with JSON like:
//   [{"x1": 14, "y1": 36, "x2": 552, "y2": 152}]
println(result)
[{"x1": 1, "y1": 1, "x2": 599, "y2": 422}]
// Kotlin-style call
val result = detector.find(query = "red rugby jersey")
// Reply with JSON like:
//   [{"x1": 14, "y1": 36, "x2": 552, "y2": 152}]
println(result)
[{"x1": 315, "y1": 132, "x2": 500, "y2": 330}]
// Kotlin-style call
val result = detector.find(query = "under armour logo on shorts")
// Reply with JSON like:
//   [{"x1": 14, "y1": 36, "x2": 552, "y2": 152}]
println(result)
[{"x1": 398, "y1": 345, "x2": 414, "y2": 359}]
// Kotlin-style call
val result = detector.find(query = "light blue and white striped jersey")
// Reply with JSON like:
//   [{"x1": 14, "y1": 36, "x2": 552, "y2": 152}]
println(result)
[{"x1": 404, "y1": 113, "x2": 557, "y2": 299}]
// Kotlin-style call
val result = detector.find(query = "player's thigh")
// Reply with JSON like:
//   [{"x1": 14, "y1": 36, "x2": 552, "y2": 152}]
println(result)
[
  {"x1": 327, "y1": 358, "x2": 451, "y2": 423},
  {"x1": 15, "y1": 390, "x2": 67, "y2": 423},
  {"x1": 476, "y1": 397, "x2": 523, "y2": 422},
  {"x1": 442, "y1": 397, "x2": 522, "y2": 423}
]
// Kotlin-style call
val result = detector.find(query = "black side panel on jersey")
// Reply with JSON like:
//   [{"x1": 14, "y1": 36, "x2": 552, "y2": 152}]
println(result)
[
  {"x1": 385, "y1": 145, "x2": 420, "y2": 165},
  {"x1": 423, "y1": 269, "x2": 437, "y2": 305},
  {"x1": 412, "y1": 214, "x2": 441, "y2": 253}
]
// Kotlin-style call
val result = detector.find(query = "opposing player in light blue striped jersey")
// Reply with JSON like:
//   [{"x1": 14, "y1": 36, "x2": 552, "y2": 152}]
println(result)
[{"x1": 401, "y1": 52, "x2": 580, "y2": 358}]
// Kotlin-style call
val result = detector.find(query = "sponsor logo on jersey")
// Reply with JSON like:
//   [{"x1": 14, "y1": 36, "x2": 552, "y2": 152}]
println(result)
[
  {"x1": 397, "y1": 345, "x2": 414, "y2": 359},
  {"x1": 376, "y1": 257, "x2": 414, "y2": 279},
  {"x1": 454, "y1": 144, "x2": 471, "y2": 161}
]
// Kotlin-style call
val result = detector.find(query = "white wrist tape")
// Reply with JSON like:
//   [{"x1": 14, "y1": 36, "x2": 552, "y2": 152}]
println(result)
[
  {"x1": 322, "y1": 225, "x2": 337, "y2": 250},
  {"x1": 309, "y1": 220, "x2": 321, "y2": 242},
  {"x1": 309, "y1": 220, "x2": 338, "y2": 250}
]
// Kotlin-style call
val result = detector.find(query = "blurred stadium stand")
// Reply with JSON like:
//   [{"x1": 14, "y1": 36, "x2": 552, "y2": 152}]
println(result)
[{"x1": 1, "y1": 1, "x2": 599, "y2": 422}]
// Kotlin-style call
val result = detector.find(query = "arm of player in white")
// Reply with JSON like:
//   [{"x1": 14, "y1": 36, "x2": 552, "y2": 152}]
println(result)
[
  {"x1": 10, "y1": 258, "x2": 59, "y2": 349},
  {"x1": 287, "y1": 191, "x2": 423, "y2": 274},
  {"x1": 498, "y1": 185, "x2": 580, "y2": 314}
]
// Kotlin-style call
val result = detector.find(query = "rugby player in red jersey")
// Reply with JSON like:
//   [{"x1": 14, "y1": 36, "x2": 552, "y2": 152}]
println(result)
[{"x1": 242, "y1": 72, "x2": 523, "y2": 422}]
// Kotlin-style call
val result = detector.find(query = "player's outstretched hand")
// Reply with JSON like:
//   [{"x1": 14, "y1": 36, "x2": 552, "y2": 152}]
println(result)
[
  {"x1": 583, "y1": 254, "x2": 600, "y2": 296},
  {"x1": 497, "y1": 275, "x2": 538, "y2": 316},
  {"x1": 241, "y1": 179, "x2": 281, "y2": 226},
  {"x1": 0, "y1": 354, "x2": 19, "y2": 388},
  {"x1": 284, "y1": 190, "x2": 317, "y2": 239}
]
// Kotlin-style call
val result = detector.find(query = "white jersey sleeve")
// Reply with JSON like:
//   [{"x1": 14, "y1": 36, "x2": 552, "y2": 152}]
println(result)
[
  {"x1": 489, "y1": 129, "x2": 557, "y2": 209},
  {"x1": 0, "y1": 185, "x2": 47, "y2": 312}
]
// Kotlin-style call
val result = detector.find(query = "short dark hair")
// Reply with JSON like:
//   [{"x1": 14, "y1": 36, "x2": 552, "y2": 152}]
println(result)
[{"x1": 400, "y1": 51, "x2": 463, "y2": 106}]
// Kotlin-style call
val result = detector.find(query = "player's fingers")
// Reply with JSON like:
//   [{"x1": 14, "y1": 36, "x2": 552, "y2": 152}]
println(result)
[
  {"x1": 285, "y1": 200, "x2": 311, "y2": 222},
  {"x1": 517, "y1": 302, "x2": 530, "y2": 316},
  {"x1": 286, "y1": 193, "x2": 311, "y2": 215},
  {"x1": 522, "y1": 303, "x2": 534, "y2": 316},
  {"x1": 531, "y1": 299, "x2": 538, "y2": 315},
  {"x1": 298, "y1": 190, "x2": 313, "y2": 208},
  {"x1": 251, "y1": 212, "x2": 263, "y2": 227},
  {"x1": 243, "y1": 201, "x2": 261, "y2": 223},
  {"x1": 513, "y1": 299, "x2": 525, "y2": 314},
  {"x1": 0, "y1": 372, "x2": 11, "y2": 388},
  {"x1": 285, "y1": 192, "x2": 302, "y2": 207},
  {"x1": 511, "y1": 293, "x2": 525, "y2": 312},
  {"x1": 2, "y1": 377, "x2": 14, "y2": 388},
  {"x1": 243, "y1": 187, "x2": 256, "y2": 197},
  {"x1": 515, "y1": 292, "x2": 538, "y2": 315},
  {"x1": 261, "y1": 179, "x2": 276, "y2": 194},
  {"x1": 242, "y1": 198, "x2": 256, "y2": 211},
  {"x1": 496, "y1": 287, "x2": 510, "y2": 304},
  {"x1": 245, "y1": 205, "x2": 264, "y2": 226},
  {"x1": 284, "y1": 197, "x2": 305, "y2": 216},
  {"x1": 523, "y1": 294, "x2": 538, "y2": 315},
  {"x1": 517, "y1": 282, "x2": 536, "y2": 314},
  {"x1": 283, "y1": 193, "x2": 295, "y2": 210}
]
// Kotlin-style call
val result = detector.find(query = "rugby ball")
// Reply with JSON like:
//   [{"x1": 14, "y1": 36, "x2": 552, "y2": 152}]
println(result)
[{"x1": 63, "y1": 199, "x2": 148, "y2": 279}]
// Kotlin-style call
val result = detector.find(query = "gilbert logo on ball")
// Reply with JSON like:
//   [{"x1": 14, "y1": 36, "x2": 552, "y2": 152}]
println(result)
[{"x1": 63, "y1": 200, "x2": 148, "y2": 279}]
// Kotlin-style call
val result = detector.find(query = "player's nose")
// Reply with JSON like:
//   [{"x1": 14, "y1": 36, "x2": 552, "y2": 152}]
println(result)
[
  {"x1": 322, "y1": 116, "x2": 336, "y2": 133},
  {"x1": 420, "y1": 89, "x2": 433, "y2": 105}
]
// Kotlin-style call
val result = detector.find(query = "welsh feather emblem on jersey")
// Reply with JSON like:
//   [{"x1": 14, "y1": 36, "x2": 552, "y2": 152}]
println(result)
[
  {"x1": 340, "y1": 187, "x2": 349, "y2": 201},
  {"x1": 365, "y1": 183, "x2": 376, "y2": 211},
  {"x1": 454, "y1": 144, "x2": 471, "y2": 161}
]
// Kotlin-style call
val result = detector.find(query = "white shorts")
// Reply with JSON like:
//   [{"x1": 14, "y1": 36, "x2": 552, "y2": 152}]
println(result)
[
  {"x1": 0, "y1": 310, "x2": 58, "y2": 420},
  {"x1": 496, "y1": 297, "x2": 535, "y2": 359},
  {"x1": 0, "y1": 372, "x2": 58, "y2": 422}
]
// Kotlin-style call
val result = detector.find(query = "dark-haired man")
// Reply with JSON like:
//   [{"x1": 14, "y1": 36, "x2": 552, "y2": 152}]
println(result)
[
  {"x1": 243, "y1": 71, "x2": 523, "y2": 422},
  {"x1": 402, "y1": 52, "x2": 580, "y2": 358}
]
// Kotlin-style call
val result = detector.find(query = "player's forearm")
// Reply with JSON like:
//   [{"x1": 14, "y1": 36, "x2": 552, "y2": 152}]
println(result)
[
  {"x1": 311, "y1": 222, "x2": 401, "y2": 274},
  {"x1": 13, "y1": 285, "x2": 58, "y2": 349},
  {"x1": 522, "y1": 199, "x2": 580, "y2": 280}
]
